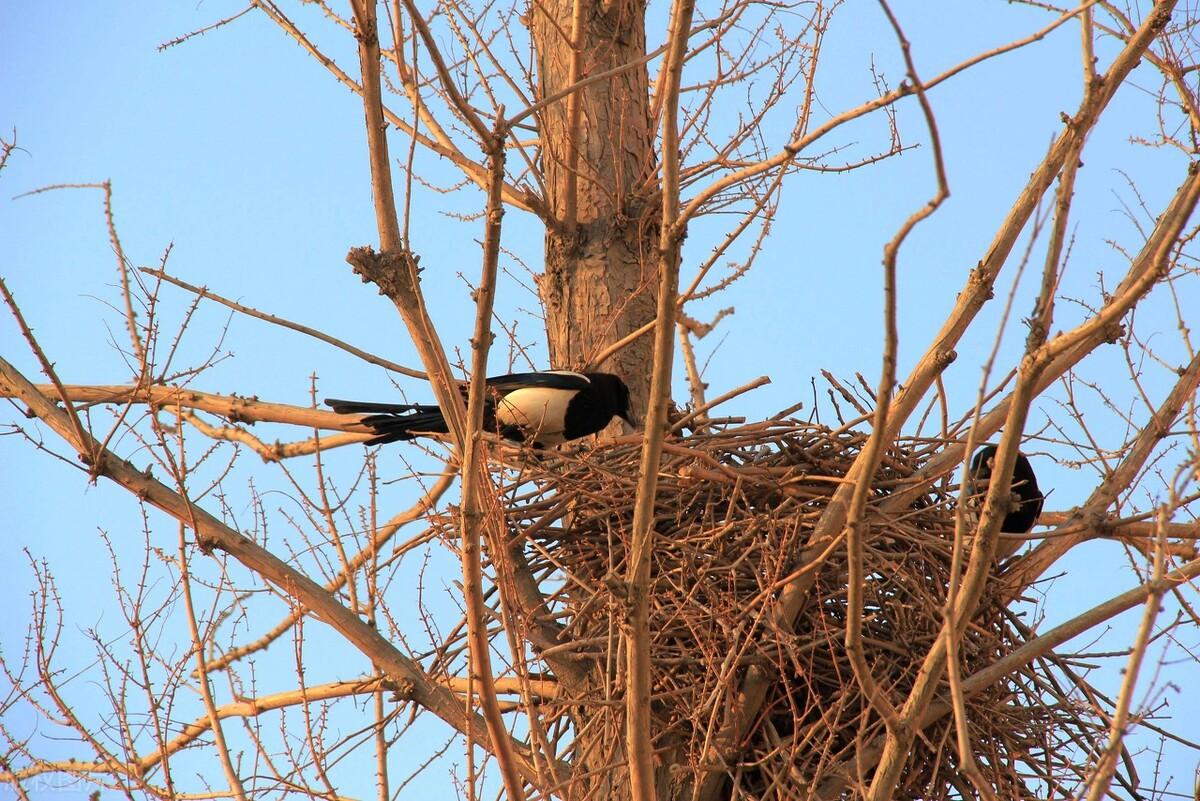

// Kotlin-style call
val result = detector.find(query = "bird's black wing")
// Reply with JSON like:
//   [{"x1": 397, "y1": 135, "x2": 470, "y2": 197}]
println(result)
[
  {"x1": 325, "y1": 398, "x2": 435, "y2": 415},
  {"x1": 483, "y1": 371, "x2": 593, "y2": 392},
  {"x1": 325, "y1": 398, "x2": 449, "y2": 444},
  {"x1": 358, "y1": 409, "x2": 449, "y2": 444},
  {"x1": 968, "y1": 446, "x2": 1044, "y2": 534},
  {"x1": 1006, "y1": 453, "x2": 1044, "y2": 533},
  {"x1": 330, "y1": 373, "x2": 590, "y2": 410}
]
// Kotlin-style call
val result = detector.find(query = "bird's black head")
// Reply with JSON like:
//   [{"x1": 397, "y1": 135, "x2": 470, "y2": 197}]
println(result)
[
  {"x1": 970, "y1": 444, "x2": 1038, "y2": 487},
  {"x1": 970, "y1": 444, "x2": 999, "y2": 479},
  {"x1": 588, "y1": 372, "x2": 636, "y2": 428}
]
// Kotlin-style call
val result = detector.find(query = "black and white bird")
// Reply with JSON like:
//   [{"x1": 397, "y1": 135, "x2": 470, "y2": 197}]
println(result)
[
  {"x1": 326, "y1": 370, "x2": 634, "y2": 448},
  {"x1": 967, "y1": 445, "x2": 1044, "y2": 534}
]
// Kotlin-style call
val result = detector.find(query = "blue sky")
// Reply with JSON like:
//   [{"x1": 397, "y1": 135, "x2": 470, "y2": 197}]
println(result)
[{"x1": 2, "y1": 2, "x2": 1198, "y2": 798}]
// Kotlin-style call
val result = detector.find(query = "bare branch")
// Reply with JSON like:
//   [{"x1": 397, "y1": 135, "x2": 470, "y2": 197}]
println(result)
[
  {"x1": 142, "y1": 267, "x2": 426, "y2": 379},
  {"x1": 624, "y1": 3, "x2": 697, "y2": 799},
  {"x1": 0, "y1": 353, "x2": 546, "y2": 783}
]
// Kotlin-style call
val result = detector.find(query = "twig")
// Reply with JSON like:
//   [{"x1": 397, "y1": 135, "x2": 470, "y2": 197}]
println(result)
[
  {"x1": 394, "y1": 0, "x2": 491, "y2": 144},
  {"x1": 0, "y1": 353, "x2": 547, "y2": 782},
  {"x1": 625, "y1": 3, "x2": 696, "y2": 800},
  {"x1": 251, "y1": 0, "x2": 539, "y2": 213},
  {"x1": 176, "y1": 520, "x2": 248, "y2": 801},
  {"x1": 0, "y1": 672, "x2": 552, "y2": 784},
  {"x1": 585, "y1": 319, "x2": 655, "y2": 371},
  {"x1": 678, "y1": 323, "x2": 709, "y2": 427},
  {"x1": 671, "y1": 376, "x2": 770, "y2": 433},
  {"x1": 176, "y1": 408, "x2": 366, "y2": 459},
  {"x1": 0, "y1": 278, "x2": 96, "y2": 475},
  {"x1": 0, "y1": 382, "x2": 375, "y2": 433},
  {"x1": 194, "y1": 471, "x2": 454, "y2": 677},
  {"x1": 814, "y1": 555, "x2": 1200, "y2": 799},
  {"x1": 158, "y1": 5, "x2": 254, "y2": 51},
  {"x1": 1084, "y1": 506, "x2": 1168, "y2": 801},
  {"x1": 845, "y1": 0, "x2": 949, "y2": 737},
  {"x1": 454, "y1": 111, "x2": 528, "y2": 801},
  {"x1": 141, "y1": 267, "x2": 426, "y2": 378},
  {"x1": 674, "y1": 0, "x2": 1104, "y2": 232}
]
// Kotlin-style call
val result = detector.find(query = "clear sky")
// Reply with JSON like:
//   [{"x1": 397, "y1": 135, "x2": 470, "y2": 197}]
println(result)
[{"x1": 2, "y1": 2, "x2": 1197, "y2": 798}]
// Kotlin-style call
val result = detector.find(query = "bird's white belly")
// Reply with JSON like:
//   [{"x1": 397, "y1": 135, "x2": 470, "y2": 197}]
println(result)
[{"x1": 495, "y1": 387, "x2": 575, "y2": 443}]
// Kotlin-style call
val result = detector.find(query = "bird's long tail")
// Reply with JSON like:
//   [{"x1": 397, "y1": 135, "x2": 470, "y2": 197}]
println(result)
[{"x1": 325, "y1": 399, "x2": 449, "y2": 444}]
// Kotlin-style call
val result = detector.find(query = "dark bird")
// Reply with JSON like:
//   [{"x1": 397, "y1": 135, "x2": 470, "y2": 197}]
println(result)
[
  {"x1": 967, "y1": 445, "x2": 1044, "y2": 534},
  {"x1": 326, "y1": 370, "x2": 634, "y2": 448}
]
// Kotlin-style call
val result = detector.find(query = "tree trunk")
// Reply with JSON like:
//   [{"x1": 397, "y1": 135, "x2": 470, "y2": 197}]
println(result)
[
  {"x1": 531, "y1": 0, "x2": 660, "y2": 416},
  {"x1": 531, "y1": 4, "x2": 671, "y2": 799}
]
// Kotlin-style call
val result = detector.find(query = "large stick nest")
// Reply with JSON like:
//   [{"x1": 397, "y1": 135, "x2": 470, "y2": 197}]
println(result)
[{"x1": 494, "y1": 418, "x2": 1129, "y2": 800}]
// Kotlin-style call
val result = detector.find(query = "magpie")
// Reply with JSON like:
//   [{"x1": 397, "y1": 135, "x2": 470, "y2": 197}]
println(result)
[
  {"x1": 326, "y1": 370, "x2": 634, "y2": 447},
  {"x1": 967, "y1": 445, "x2": 1044, "y2": 534}
]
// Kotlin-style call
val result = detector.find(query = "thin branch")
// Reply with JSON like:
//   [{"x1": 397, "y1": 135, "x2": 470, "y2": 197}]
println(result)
[
  {"x1": 347, "y1": 3, "x2": 536, "y2": 793},
  {"x1": 678, "y1": 323, "x2": 709, "y2": 427},
  {"x1": 176, "y1": 409, "x2": 366, "y2": 459},
  {"x1": 625, "y1": 3, "x2": 697, "y2": 800},
  {"x1": 671, "y1": 377, "x2": 770, "y2": 433},
  {"x1": 252, "y1": 0, "x2": 539, "y2": 214},
  {"x1": 0, "y1": 279, "x2": 96, "y2": 474},
  {"x1": 455, "y1": 114, "x2": 527, "y2": 801},
  {"x1": 176, "y1": 521, "x2": 248, "y2": 801},
  {"x1": 1005, "y1": 346, "x2": 1200, "y2": 590},
  {"x1": 844, "y1": 0, "x2": 949, "y2": 736},
  {"x1": 394, "y1": 0, "x2": 491, "y2": 144},
  {"x1": 158, "y1": 5, "x2": 254, "y2": 51},
  {"x1": 814, "y1": 555, "x2": 1200, "y2": 800},
  {"x1": 585, "y1": 319, "x2": 655, "y2": 371},
  {"x1": 0, "y1": 673, "x2": 559, "y2": 783},
  {"x1": 196, "y1": 470, "x2": 453, "y2": 676},
  {"x1": 561, "y1": 0, "x2": 586, "y2": 232},
  {"x1": 675, "y1": 0, "x2": 1104, "y2": 232},
  {"x1": 0, "y1": 382, "x2": 374, "y2": 433},
  {"x1": 142, "y1": 268, "x2": 426, "y2": 378},
  {"x1": 1083, "y1": 507, "x2": 1167, "y2": 801},
  {"x1": 0, "y1": 353, "x2": 547, "y2": 783}
]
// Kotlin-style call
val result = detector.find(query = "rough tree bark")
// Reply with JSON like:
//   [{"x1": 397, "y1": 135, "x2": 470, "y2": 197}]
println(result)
[
  {"x1": 530, "y1": 8, "x2": 673, "y2": 798},
  {"x1": 531, "y1": 0, "x2": 660, "y2": 414}
]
